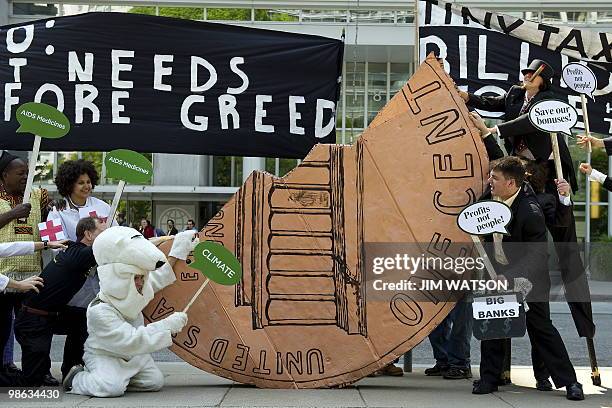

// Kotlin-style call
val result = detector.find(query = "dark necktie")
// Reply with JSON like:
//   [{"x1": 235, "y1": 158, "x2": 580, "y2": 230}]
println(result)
[{"x1": 515, "y1": 98, "x2": 531, "y2": 153}]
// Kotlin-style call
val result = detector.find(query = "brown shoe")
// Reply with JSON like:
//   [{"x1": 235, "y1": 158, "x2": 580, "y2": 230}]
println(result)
[{"x1": 379, "y1": 363, "x2": 404, "y2": 376}]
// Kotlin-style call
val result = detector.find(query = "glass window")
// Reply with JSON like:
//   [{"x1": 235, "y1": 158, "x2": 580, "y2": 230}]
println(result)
[
  {"x1": 301, "y1": 10, "x2": 348, "y2": 23},
  {"x1": 345, "y1": 94, "x2": 365, "y2": 130},
  {"x1": 345, "y1": 62, "x2": 366, "y2": 131},
  {"x1": 344, "y1": 130, "x2": 362, "y2": 146},
  {"x1": 266, "y1": 158, "x2": 298, "y2": 177},
  {"x1": 350, "y1": 10, "x2": 394, "y2": 23},
  {"x1": 128, "y1": 6, "x2": 204, "y2": 19},
  {"x1": 541, "y1": 12, "x2": 565, "y2": 23},
  {"x1": 523, "y1": 11, "x2": 540, "y2": 22},
  {"x1": 34, "y1": 152, "x2": 54, "y2": 184},
  {"x1": 126, "y1": 6, "x2": 156, "y2": 16},
  {"x1": 390, "y1": 63, "x2": 412, "y2": 94},
  {"x1": 212, "y1": 156, "x2": 244, "y2": 186},
  {"x1": 127, "y1": 200, "x2": 153, "y2": 229},
  {"x1": 367, "y1": 63, "x2": 388, "y2": 124},
  {"x1": 396, "y1": 10, "x2": 415, "y2": 23},
  {"x1": 566, "y1": 12, "x2": 589, "y2": 23},
  {"x1": 595, "y1": 12, "x2": 612, "y2": 24},
  {"x1": 255, "y1": 9, "x2": 299, "y2": 22},
  {"x1": 13, "y1": 3, "x2": 57, "y2": 16},
  {"x1": 207, "y1": 8, "x2": 251, "y2": 21}
]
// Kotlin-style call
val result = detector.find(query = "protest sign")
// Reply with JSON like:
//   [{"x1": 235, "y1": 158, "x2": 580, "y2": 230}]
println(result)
[
  {"x1": 457, "y1": 201, "x2": 512, "y2": 236},
  {"x1": 104, "y1": 149, "x2": 152, "y2": 226},
  {"x1": 183, "y1": 241, "x2": 243, "y2": 313},
  {"x1": 528, "y1": 99, "x2": 578, "y2": 136},
  {"x1": 15, "y1": 102, "x2": 70, "y2": 208},
  {"x1": 1, "y1": 13, "x2": 342, "y2": 158},
  {"x1": 562, "y1": 63, "x2": 597, "y2": 100}
]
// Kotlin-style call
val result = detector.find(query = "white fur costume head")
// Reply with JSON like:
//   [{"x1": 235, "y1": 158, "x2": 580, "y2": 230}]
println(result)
[{"x1": 93, "y1": 226, "x2": 167, "y2": 320}]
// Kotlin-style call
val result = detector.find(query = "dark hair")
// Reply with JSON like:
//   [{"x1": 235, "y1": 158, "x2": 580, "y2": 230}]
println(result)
[
  {"x1": 187, "y1": 219, "x2": 195, "y2": 225},
  {"x1": 55, "y1": 159, "x2": 99, "y2": 198},
  {"x1": 167, "y1": 219, "x2": 175, "y2": 224},
  {"x1": 539, "y1": 78, "x2": 552, "y2": 92},
  {"x1": 522, "y1": 159, "x2": 548, "y2": 193},
  {"x1": 76, "y1": 216, "x2": 102, "y2": 241},
  {"x1": 491, "y1": 156, "x2": 525, "y2": 187}
]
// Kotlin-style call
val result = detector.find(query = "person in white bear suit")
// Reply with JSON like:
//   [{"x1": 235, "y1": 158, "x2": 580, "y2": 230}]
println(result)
[{"x1": 62, "y1": 226, "x2": 198, "y2": 397}]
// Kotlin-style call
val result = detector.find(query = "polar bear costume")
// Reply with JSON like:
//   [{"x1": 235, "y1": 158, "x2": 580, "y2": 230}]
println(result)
[{"x1": 68, "y1": 227, "x2": 197, "y2": 397}]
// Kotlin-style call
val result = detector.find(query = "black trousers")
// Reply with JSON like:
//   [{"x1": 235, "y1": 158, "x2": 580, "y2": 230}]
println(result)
[
  {"x1": 544, "y1": 176, "x2": 594, "y2": 338},
  {"x1": 0, "y1": 292, "x2": 24, "y2": 364},
  {"x1": 480, "y1": 302, "x2": 576, "y2": 388},
  {"x1": 14, "y1": 306, "x2": 87, "y2": 386}
]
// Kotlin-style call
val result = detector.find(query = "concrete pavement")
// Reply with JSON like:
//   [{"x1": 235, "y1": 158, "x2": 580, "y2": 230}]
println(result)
[{"x1": 1, "y1": 363, "x2": 610, "y2": 407}]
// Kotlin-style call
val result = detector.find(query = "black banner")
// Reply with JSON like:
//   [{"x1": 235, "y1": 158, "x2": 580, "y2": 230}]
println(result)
[
  {"x1": 0, "y1": 13, "x2": 343, "y2": 158},
  {"x1": 419, "y1": 0, "x2": 612, "y2": 136}
]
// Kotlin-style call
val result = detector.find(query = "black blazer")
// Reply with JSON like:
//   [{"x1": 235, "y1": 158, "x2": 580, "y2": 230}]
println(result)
[
  {"x1": 480, "y1": 183, "x2": 550, "y2": 298},
  {"x1": 600, "y1": 138, "x2": 612, "y2": 192},
  {"x1": 483, "y1": 135, "x2": 571, "y2": 228},
  {"x1": 468, "y1": 86, "x2": 578, "y2": 193}
]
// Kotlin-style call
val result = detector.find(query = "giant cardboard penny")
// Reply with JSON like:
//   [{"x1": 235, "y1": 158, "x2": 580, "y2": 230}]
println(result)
[{"x1": 143, "y1": 54, "x2": 489, "y2": 388}]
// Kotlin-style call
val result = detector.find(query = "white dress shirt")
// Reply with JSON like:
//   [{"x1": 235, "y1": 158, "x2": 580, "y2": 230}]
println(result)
[{"x1": 0, "y1": 241, "x2": 36, "y2": 291}]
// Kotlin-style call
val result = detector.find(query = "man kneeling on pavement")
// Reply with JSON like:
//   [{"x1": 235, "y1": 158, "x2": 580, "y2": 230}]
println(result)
[{"x1": 1, "y1": 216, "x2": 105, "y2": 387}]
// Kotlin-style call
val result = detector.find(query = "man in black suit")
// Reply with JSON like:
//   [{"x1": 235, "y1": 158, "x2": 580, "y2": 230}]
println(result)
[
  {"x1": 464, "y1": 60, "x2": 594, "y2": 348},
  {"x1": 459, "y1": 59, "x2": 577, "y2": 192},
  {"x1": 472, "y1": 157, "x2": 584, "y2": 401}
]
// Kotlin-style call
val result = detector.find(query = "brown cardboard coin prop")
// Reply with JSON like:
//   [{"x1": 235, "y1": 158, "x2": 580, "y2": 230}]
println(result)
[{"x1": 143, "y1": 54, "x2": 489, "y2": 388}]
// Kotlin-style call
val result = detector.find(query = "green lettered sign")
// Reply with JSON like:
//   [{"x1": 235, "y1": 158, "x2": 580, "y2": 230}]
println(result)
[
  {"x1": 16, "y1": 102, "x2": 70, "y2": 138},
  {"x1": 105, "y1": 149, "x2": 153, "y2": 184},
  {"x1": 191, "y1": 241, "x2": 242, "y2": 285}
]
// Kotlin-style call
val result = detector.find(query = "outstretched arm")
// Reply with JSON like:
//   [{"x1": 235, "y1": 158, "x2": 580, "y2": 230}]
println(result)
[
  {"x1": 149, "y1": 231, "x2": 199, "y2": 293},
  {"x1": 87, "y1": 304, "x2": 186, "y2": 357}
]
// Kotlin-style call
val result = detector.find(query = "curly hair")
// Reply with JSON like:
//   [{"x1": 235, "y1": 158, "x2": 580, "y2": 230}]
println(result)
[{"x1": 54, "y1": 159, "x2": 99, "y2": 198}]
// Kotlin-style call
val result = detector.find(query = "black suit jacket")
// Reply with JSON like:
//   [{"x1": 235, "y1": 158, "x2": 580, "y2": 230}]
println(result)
[
  {"x1": 600, "y1": 138, "x2": 612, "y2": 192},
  {"x1": 468, "y1": 86, "x2": 578, "y2": 193},
  {"x1": 480, "y1": 183, "x2": 550, "y2": 299},
  {"x1": 483, "y1": 135, "x2": 571, "y2": 228}
]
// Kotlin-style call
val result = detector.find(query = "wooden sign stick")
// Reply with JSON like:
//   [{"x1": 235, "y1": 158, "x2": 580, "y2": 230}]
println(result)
[
  {"x1": 18, "y1": 135, "x2": 42, "y2": 223},
  {"x1": 183, "y1": 278, "x2": 210, "y2": 313},
  {"x1": 580, "y1": 94, "x2": 593, "y2": 154},
  {"x1": 580, "y1": 96, "x2": 600, "y2": 386},
  {"x1": 21, "y1": 135, "x2": 41, "y2": 206},
  {"x1": 470, "y1": 235, "x2": 497, "y2": 280},
  {"x1": 550, "y1": 132, "x2": 568, "y2": 197},
  {"x1": 105, "y1": 180, "x2": 125, "y2": 228}
]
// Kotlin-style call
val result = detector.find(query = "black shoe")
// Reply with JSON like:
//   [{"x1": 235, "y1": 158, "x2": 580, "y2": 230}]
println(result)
[
  {"x1": 472, "y1": 380, "x2": 498, "y2": 394},
  {"x1": 62, "y1": 365, "x2": 84, "y2": 392},
  {"x1": 42, "y1": 373, "x2": 60, "y2": 386},
  {"x1": 536, "y1": 378, "x2": 553, "y2": 391},
  {"x1": 443, "y1": 367, "x2": 472, "y2": 379},
  {"x1": 566, "y1": 382, "x2": 584, "y2": 401},
  {"x1": 2, "y1": 363, "x2": 22, "y2": 375},
  {"x1": 424, "y1": 363, "x2": 449, "y2": 376}
]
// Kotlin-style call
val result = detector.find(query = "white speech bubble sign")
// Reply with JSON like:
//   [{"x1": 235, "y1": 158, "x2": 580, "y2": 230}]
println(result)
[
  {"x1": 457, "y1": 201, "x2": 512, "y2": 235},
  {"x1": 562, "y1": 62, "x2": 597, "y2": 100},
  {"x1": 528, "y1": 99, "x2": 578, "y2": 136}
]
